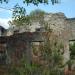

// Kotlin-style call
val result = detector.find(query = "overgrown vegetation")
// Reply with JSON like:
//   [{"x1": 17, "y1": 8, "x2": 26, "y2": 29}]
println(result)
[
  {"x1": 7, "y1": 11, "x2": 66, "y2": 75},
  {"x1": 9, "y1": 8, "x2": 47, "y2": 28},
  {"x1": 69, "y1": 42, "x2": 75, "y2": 59},
  {"x1": 6, "y1": 29, "x2": 65, "y2": 75},
  {"x1": 7, "y1": 40, "x2": 75, "y2": 75}
]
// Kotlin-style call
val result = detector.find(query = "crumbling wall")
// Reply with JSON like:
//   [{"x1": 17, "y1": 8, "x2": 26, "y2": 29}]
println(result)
[{"x1": 6, "y1": 32, "x2": 43, "y2": 64}]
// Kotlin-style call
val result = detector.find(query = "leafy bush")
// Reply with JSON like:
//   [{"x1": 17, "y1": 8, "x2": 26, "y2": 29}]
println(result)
[{"x1": 69, "y1": 42, "x2": 75, "y2": 59}]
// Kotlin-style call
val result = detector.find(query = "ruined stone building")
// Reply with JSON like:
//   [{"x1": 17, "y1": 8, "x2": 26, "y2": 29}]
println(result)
[
  {"x1": 0, "y1": 26, "x2": 43, "y2": 66},
  {"x1": 44, "y1": 13, "x2": 75, "y2": 63},
  {"x1": 0, "y1": 12, "x2": 75, "y2": 66}
]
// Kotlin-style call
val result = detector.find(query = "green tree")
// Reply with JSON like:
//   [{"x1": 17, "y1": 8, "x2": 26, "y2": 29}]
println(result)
[
  {"x1": 9, "y1": 4, "x2": 31, "y2": 26},
  {"x1": 30, "y1": 9, "x2": 46, "y2": 16},
  {"x1": 29, "y1": 9, "x2": 46, "y2": 25},
  {"x1": 1, "y1": 0, "x2": 60, "y2": 26},
  {"x1": 12, "y1": 4, "x2": 26, "y2": 19},
  {"x1": 0, "y1": 0, "x2": 59, "y2": 5},
  {"x1": 9, "y1": 9, "x2": 46, "y2": 27},
  {"x1": 9, "y1": 16, "x2": 31, "y2": 26}
]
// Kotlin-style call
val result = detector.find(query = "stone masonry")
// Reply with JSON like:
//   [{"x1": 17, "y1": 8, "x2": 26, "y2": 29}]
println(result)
[
  {"x1": 0, "y1": 12, "x2": 75, "y2": 65},
  {"x1": 44, "y1": 13, "x2": 75, "y2": 64}
]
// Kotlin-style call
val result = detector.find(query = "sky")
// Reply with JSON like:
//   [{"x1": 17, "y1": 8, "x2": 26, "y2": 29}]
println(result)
[{"x1": 0, "y1": 0, "x2": 75, "y2": 28}]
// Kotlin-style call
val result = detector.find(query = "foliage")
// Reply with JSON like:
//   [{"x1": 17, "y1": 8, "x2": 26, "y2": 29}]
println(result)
[
  {"x1": 9, "y1": 9, "x2": 47, "y2": 27},
  {"x1": 30, "y1": 9, "x2": 46, "y2": 16},
  {"x1": 0, "y1": 0, "x2": 60, "y2": 5},
  {"x1": 0, "y1": 0, "x2": 60, "y2": 27},
  {"x1": 12, "y1": 4, "x2": 26, "y2": 19},
  {"x1": 9, "y1": 15, "x2": 31, "y2": 26},
  {"x1": 7, "y1": 30, "x2": 64, "y2": 75},
  {"x1": 8, "y1": 57, "x2": 64, "y2": 75},
  {"x1": 40, "y1": 31, "x2": 64, "y2": 68},
  {"x1": 29, "y1": 9, "x2": 46, "y2": 21},
  {"x1": 0, "y1": 0, "x2": 8, "y2": 3},
  {"x1": 9, "y1": 4, "x2": 31, "y2": 26},
  {"x1": 66, "y1": 59, "x2": 74, "y2": 71},
  {"x1": 69, "y1": 42, "x2": 75, "y2": 59},
  {"x1": 29, "y1": 9, "x2": 47, "y2": 25}
]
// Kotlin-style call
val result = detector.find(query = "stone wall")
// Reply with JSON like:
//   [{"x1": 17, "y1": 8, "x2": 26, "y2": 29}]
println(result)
[
  {"x1": 0, "y1": 12, "x2": 75, "y2": 66},
  {"x1": 1, "y1": 32, "x2": 43, "y2": 65},
  {"x1": 44, "y1": 13, "x2": 75, "y2": 63}
]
